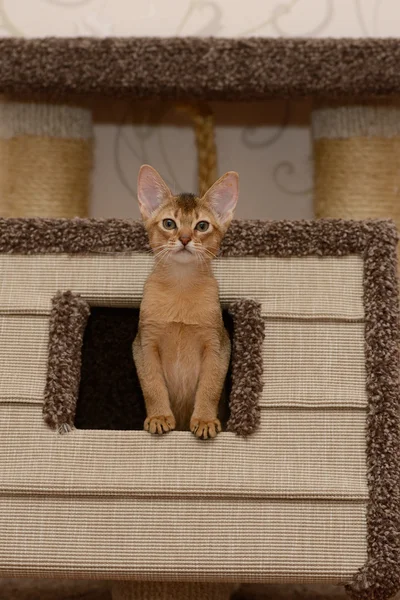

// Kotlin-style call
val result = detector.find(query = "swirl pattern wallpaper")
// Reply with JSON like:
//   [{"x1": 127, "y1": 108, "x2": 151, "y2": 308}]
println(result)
[{"x1": 0, "y1": 0, "x2": 397, "y2": 219}]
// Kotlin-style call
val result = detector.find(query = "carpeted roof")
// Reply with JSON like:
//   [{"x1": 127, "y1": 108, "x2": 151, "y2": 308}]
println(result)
[{"x1": 0, "y1": 36, "x2": 399, "y2": 101}]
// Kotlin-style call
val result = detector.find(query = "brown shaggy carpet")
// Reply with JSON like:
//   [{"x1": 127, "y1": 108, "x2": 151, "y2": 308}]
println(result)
[{"x1": 0, "y1": 37, "x2": 400, "y2": 101}]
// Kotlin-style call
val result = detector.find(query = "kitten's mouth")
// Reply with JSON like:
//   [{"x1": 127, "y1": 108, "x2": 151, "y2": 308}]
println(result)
[{"x1": 170, "y1": 244, "x2": 196, "y2": 262}]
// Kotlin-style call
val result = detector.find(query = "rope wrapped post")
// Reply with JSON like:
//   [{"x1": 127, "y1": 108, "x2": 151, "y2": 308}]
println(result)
[
  {"x1": 111, "y1": 581, "x2": 237, "y2": 600},
  {"x1": 176, "y1": 102, "x2": 218, "y2": 195},
  {"x1": 312, "y1": 102, "x2": 400, "y2": 231},
  {"x1": 0, "y1": 98, "x2": 93, "y2": 217}
]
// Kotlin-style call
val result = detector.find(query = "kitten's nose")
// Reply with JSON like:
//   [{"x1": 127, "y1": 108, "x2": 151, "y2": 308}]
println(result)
[{"x1": 179, "y1": 236, "x2": 191, "y2": 246}]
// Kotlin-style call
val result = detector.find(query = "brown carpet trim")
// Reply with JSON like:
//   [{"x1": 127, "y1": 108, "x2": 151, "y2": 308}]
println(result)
[
  {"x1": 0, "y1": 218, "x2": 150, "y2": 255},
  {"x1": 1, "y1": 37, "x2": 400, "y2": 100},
  {"x1": 43, "y1": 291, "x2": 90, "y2": 432},
  {"x1": 226, "y1": 300, "x2": 264, "y2": 436},
  {"x1": 6, "y1": 218, "x2": 400, "y2": 596},
  {"x1": 0, "y1": 217, "x2": 394, "y2": 256},
  {"x1": 346, "y1": 225, "x2": 400, "y2": 600}
]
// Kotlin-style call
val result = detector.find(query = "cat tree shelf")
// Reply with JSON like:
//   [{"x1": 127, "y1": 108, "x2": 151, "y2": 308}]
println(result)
[
  {"x1": 0, "y1": 37, "x2": 399, "y2": 100},
  {"x1": 0, "y1": 218, "x2": 399, "y2": 600},
  {"x1": 1, "y1": 35, "x2": 400, "y2": 600}
]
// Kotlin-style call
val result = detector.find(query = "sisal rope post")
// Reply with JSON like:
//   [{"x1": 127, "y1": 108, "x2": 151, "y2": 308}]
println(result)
[
  {"x1": 312, "y1": 102, "x2": 400, "y2": 230},
  {"x1": 176, "y1": 102, "x2": 218, "y2": 195},
  {"x1": 111, "y1": 581, "x2": 236, "y2": 600},
  {"x1": 0, "y1": 98, "x2": 93, "y2": 217}
]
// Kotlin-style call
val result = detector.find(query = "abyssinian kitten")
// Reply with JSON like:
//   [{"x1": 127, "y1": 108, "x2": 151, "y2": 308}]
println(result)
[{"x1": 133, "y1": 165, "x2": 239, "y2": 439}]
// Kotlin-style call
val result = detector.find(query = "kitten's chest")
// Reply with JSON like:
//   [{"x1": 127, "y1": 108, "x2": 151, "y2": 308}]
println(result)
[
  {"x1": 159, "y1": 323, "x2": 202, "y2": 421},
  {"x1": 140, "y1": 284, "x2": 219, "y2": 326}
]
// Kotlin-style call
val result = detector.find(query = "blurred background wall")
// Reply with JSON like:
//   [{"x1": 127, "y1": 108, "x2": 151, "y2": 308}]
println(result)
[{"x1": 0, "y1": 0, "x2": 397, "y2": 220}]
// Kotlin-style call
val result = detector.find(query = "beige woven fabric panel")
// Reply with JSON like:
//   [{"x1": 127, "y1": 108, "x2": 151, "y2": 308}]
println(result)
[
  {"x1": 0, "y1": 254, "x2": 363, "y2": 319},
  {"x1": 0, "y1": 404, "x2": 367, "y2": 499},
  {"x1": 0, "y1": 246, "x2": 369, "y2": 582},
  {"x1": 0, "y1": 314, "x2": 366, "y2": 408},
  {"x1": 261, "y1": 320, "x2": 367, "y2": 408},
  {"x1": 0, "y1": 315, "x2": 49, "y2": 402},
  {"x1": 216, "y1": 255, "x2": 363, "y2": 318},
  {"x1": 0, "y1": 494, "x2": 366, "y2": 582}
]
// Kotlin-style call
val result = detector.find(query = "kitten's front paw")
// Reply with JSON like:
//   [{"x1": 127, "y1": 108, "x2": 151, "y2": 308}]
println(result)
[
  {"x1": 144, "y1": 415, "x2": 176, "y2": 435},
  {"x1": 190, "y1": 418, "x2": 221, "y2": 440}
]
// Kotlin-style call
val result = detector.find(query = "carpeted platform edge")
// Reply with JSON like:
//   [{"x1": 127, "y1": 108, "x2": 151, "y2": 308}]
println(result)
[{"x1": 1, "y1": 37, "x2": 400, "y2": 100}]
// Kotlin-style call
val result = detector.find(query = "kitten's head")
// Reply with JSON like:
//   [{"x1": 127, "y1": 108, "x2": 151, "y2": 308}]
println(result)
[{"x1": 137, "y1": 165, "x2": 239, "y2": 265}]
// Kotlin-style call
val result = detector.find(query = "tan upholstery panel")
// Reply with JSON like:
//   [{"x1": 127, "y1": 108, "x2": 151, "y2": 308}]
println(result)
[
  {"x1": 0, "y1": 493, "x2": 367, "y2": 582},
  {"x1": 0, "y1": 314, "x2": 367, "y2": 409},
  {"x1": 0, "y1": 315, "x2": 49, "y2": 402},
  {"x1": 261, "y1": 320, "x2": 367, "y2": 408},
  {"x1": 0, "y1": 254, "x2": 364, "y2": 319},
  {"x1": 216, "y1": 255, "x2": 363, "y2": 318},
  {"x1": 0, "y1": 254, "x2": 148, "y2": 313},
  {"x1": 0, "y1": 404, "x2": 367, "y2": 499}
]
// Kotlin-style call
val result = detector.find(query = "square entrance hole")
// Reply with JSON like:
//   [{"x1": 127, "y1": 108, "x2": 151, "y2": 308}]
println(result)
[{"x1": 74, "y1": 307, "x2": 233, "y2": 431}]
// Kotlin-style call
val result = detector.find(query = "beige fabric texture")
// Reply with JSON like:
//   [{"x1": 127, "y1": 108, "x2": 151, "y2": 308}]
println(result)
[
  {"x1": 0, "y1": 313, "x2": 367, "y2": 410},
  {"x1": 0, "y1": 253, "x2": 365, "y2": 410},
  {"x1": 0, "y1": 315, "x2": 49, "y2": 401},
  {"x1": 0, "y1": 494, "x2": 366, "y2": 582},
  {"x1": 0, "y1": 404, "x2": 367, "y2": 499},
  {"x1": 0, "y1": 251, "x2": 368, "y2": 581},
  {"x1": 261, "y1": 320, "x2": 367, "y2": 408},
  {"x1": 0, "y1": 253, "x2": 364, "y2": 319},
  {"x1": 0, "y1": 313, "x2": 367, "y2": 411}
]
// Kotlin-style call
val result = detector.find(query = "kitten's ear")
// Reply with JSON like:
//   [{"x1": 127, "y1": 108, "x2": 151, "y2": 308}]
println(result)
[
  {"x1": 202, "y1": 171, "x2": 239, "y2": 226},
  {"x1": 137, "y1": 165, "x2": 172, "y2": 220}
]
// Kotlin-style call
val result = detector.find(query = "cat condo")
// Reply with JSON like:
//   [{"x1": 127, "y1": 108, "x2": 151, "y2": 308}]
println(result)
[{"x1": 0, "y1": 38, "x2": 399, "y2": 600}]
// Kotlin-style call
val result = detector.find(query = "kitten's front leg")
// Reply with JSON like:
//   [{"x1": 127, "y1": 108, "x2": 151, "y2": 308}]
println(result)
[
  {"x1": 133, "y1": 335, "x2": 175, "y2": 434},
  {"x1": 190, "y1": 340, "x2": 230, "y2": 440}
]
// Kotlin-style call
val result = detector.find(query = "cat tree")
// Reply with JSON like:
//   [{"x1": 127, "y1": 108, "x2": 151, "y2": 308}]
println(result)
[{"x1": 0, "y1": 37, "x2": 399, "y2": 600}]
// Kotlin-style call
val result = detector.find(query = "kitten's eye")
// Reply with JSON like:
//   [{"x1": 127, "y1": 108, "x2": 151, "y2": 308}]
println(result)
[
  {"x1": 162, "y1": 219, "x2": 177, "y2": 230},
  {"x1": 195, "y1": 221, "x2": 209, "y2": 232}
]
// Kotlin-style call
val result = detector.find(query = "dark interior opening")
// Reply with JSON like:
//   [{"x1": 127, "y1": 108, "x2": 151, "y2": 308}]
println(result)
[{"x1": 74, "y1": 307, "x2": 233, "y2": 431}]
